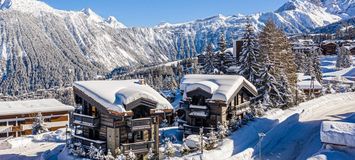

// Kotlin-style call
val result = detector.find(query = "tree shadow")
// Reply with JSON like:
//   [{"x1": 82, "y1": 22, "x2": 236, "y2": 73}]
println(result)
[{"x1": 250, "y1": 111, "x2": 355, "y2": 160}]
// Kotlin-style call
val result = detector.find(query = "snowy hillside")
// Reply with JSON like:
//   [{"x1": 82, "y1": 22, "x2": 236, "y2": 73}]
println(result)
[{"x1": 0, "y1": 0, "x2": 353, "y2": 95}]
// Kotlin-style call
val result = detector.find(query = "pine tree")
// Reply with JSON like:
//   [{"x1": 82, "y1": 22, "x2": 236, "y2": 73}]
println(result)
[
  {"x1": 295, "y1": 50, "x2": 306, "y2": 73},
  {"x1": 237, "y1": 22, "x2": 262, "y2": 84},
  {"x1": 336, "y1": 46, "x2": 352, "y2": 69},
  {"x1": 214, "y1": 33, "x2": 228, "y2": 74},
  {"x1": 258, "y1": 20, "x2": 297, "y2": 107},
  {"x1": 258, "y1": 63, "x2": 283, "y2": 108},
  {"x1": 203, "y1": 43, "x2": 216, "y2": 74},
  {"x1": 218, "y1": 32, "x2": 227, "y2": 54},
  {"x1": 32, "y1": 112, "x2": 49, "y2": 134},
  {"x1": 278, "y1": 72, "x2": 294, "y2": 108},
  {"x1": 312, "y1": 47, "x2": 323, "y2": 83}
]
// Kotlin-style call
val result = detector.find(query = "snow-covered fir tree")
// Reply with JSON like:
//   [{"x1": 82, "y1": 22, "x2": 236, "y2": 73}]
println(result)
[
  {"x1": 214, "y1": 33, "x2": 229, "y2": 74},
  {"x1": 258, "y1": 20, "x2": 297, "y2": 108},
  {"x1": 237, "y1": 22, "x2": 262, "y2": 84},
  {"x1": 147, "y1": 148, "x2": 155, "y2": 160},
  {"x1": 127, "y1": 149, "x2": 136, "y2": 160},
  {"x1": 164, "y1": 138, "x2": 176, "y2": 158},
  {"x1": 32, "y1": 112, "x2": 49, "y2": 135},
  {"x1": 279, "y1": 72, "x2": 294, "y2": 108},
  {"x1": 105, "y1": 150, "x2": 115, "y2": 160},
  {"x1": 217, "y1": 121, "x2": 228, "y2": 139},
  {"x1": 312, "y1": 47, "x2": 323, "y2": 83},
  {"x1": 88, "y1": 143, "x2": 98, "y2": 159},
  {"x1": 295, "y1": 50, "x2": 307, "y2": 73},
  {"x1": 206, "y1": 130, "x2": 218, "y2": 150},
  {"x1": 203, "y1": 43, "x2": 216, "y2": 74},
  {"x1": 257, "y1": 64, "x2": 283, "y2": 108},
  {"x1": 336, "y1": 46, "x2": 352, "y2": 69}
]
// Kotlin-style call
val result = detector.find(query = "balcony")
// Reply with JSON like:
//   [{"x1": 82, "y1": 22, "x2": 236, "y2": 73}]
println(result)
[
  {"x1": 73, "y1": 113, "x2": 99, "y2": 128},
  {"x1": 72, "y1": 134, "x2": 106, "y2": 150},
  {"x1": 121, "y1": 141, "x2": 154, "y2": 154},
  {"x1": 127, "y1": 118, "x2": 152, "y2": 131},
  {"x1": 183, "y1": 124, "x2": 215, "y2": 135}
]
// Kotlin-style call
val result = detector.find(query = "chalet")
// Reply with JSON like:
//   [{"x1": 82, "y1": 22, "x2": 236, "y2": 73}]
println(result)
[
  {"x1": 321, "y1": 41, "x2": 338, "y2": 55},
  {"x1": 297, "y1": 73, "x2": 323, "y2": 97},
  {"x1": 72, "y1": 80, "x2": 173, "y2": 159},
  {"x1": 177, "y1": 74, "x2": 257, "y2": 135},
  {"x1": 0, "y1": 99, "x2": 73, "y2": 139}
]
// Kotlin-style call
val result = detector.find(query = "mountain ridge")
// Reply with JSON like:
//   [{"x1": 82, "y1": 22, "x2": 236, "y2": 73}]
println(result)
[{"x1": 0, "y1": 0, "x2": 353, "y2": 95}]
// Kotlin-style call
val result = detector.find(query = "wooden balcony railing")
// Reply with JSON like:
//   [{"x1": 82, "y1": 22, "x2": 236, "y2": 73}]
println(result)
[
  {"x1": 73, "y1": 113, "x2": 99, "y2": 128},
  {"x1": 121, "y1": 141, "x2": 154, "y2": 154},
  {"x1": 72, "y1": 134, "x2": 106, "y2": 150},
  {"x1": 183, "y1": 124, "x2": 215, "y2": 135},
  {"x1": 127, "y1": 118, "x2": 152, "y2": 131}
]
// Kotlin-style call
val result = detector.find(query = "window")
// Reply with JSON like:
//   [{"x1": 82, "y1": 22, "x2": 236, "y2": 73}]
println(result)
[
  {"x1": 135, "y1": 131, "x2": 144, "y2": 141},
  {"x1": 191, "y1": 95, "x2": 206, "y2": 106}
]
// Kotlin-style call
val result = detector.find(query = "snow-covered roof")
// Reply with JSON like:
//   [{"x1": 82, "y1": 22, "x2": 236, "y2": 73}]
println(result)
[
  {"x1": 180, "y1": 74, "x2": 257, "y2": 102},
  {"x1": 73, "y1": 80, "x2": 173, "y2": 113},
  {"x1": 297, "y1": 73, "x2": 312, "y2": 81},
  {"x1": 297, "y1": 80, "x2": 323, "y2": 90},
  {"x1": 320, "y1": 121, "x2": 355, "y2": 147},
  {"x1": 0, "y1": 99, "x2": 74, "y2": 116}
]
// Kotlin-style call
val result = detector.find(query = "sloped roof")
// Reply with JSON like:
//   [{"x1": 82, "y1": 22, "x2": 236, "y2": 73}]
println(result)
[
  {"x1": 73, "y1": 80, "x2": 173, "y2": 113},
  {"x1": 0, "y1": 99, "x2": 74, "y2": 116},
  {"x1": 180, "y1": 74, "x2": 257, "y2": 103}
]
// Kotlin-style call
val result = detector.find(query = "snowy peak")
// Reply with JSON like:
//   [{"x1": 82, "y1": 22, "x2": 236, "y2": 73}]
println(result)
[
  {"x1": 105, "y1": 16, "x2": 126, "y2": 29},
  {"x1": 276, "y1": 0, "x2": 354, "y2": 17},
  {"x1": 0, "y1": 0, "x2": 56, "y2": 14},
  {"x1": 81, "y1": 8, "x2": 104, "y2": 22}
]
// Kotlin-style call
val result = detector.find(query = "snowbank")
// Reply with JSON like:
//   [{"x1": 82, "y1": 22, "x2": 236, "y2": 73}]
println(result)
[{"x1": 320, "y1": 121, "x2": 355, "y2": 147}]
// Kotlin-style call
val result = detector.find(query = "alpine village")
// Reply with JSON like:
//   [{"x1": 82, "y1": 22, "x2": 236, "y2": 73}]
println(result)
[{"x1": 0, "y1": 0, "x2": 354, "y2": 160}]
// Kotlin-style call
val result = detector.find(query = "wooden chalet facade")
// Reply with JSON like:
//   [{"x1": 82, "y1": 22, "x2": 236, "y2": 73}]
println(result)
[
  {"x1": 177, "y1": 74, "x2": 257, "y2": 135},
  {"x1": 321, "y1": 41, "x2": 337, "y2": 55},
  {"x1": 0, "y1": 99, "x2": 73, "y2": 139},
  {"x1": 72, "y1": 80, "x2": 173, "y2": 159}
]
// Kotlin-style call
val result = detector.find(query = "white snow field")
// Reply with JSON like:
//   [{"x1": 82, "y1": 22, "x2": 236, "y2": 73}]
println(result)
[
  {"x1": 0, "y1": 128, "x2": 67, "y2": 160},
  {"x1": 181, "y1": 92, "x2": 355, "y2": 160}
]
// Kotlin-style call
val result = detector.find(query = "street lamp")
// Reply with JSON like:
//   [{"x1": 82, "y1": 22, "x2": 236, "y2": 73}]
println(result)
[{"x1": 258, "y1": 132, "x2": 266, "y2": 160}]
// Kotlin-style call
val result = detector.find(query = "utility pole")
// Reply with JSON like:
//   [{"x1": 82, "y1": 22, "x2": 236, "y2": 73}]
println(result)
[{"x1": 258, "y1": 132, "x2": 266, "y2": 160}]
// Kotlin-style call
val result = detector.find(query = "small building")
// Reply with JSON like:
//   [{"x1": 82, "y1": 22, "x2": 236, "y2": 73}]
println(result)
[
  {"x1": 72, "y1": 80, "x2": 173, "y2": 159},
  {"x1": 178, "y1": 74, "x2": 257, "y2": 135},
  {"x1": 297, "y1": 73, "x2": 323, "y2": 97},
  {"x1": 321, "y1": 41, "x2": 338, "y2": 55},
  {"x1": 0, "y1": 99, "x2": 74, "y2": 138}
]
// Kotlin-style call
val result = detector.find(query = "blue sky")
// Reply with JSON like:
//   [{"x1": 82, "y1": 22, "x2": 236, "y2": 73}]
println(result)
[{"x1": 43, "y1": 0, "x2": 288, "y2": 27}]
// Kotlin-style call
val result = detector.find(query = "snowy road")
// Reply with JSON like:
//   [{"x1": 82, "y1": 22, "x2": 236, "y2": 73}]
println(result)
[
  {"x1": 242, "y1": 92, "x2": 355, "y2": 160},
  {"x1": 184, "y1": 93, "x2": 355, "y2": 160}
]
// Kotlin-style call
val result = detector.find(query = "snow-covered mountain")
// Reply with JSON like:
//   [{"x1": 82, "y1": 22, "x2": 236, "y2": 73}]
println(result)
[{"x1": 0, "y1": 0, "x2": 353, "y2": 95}]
